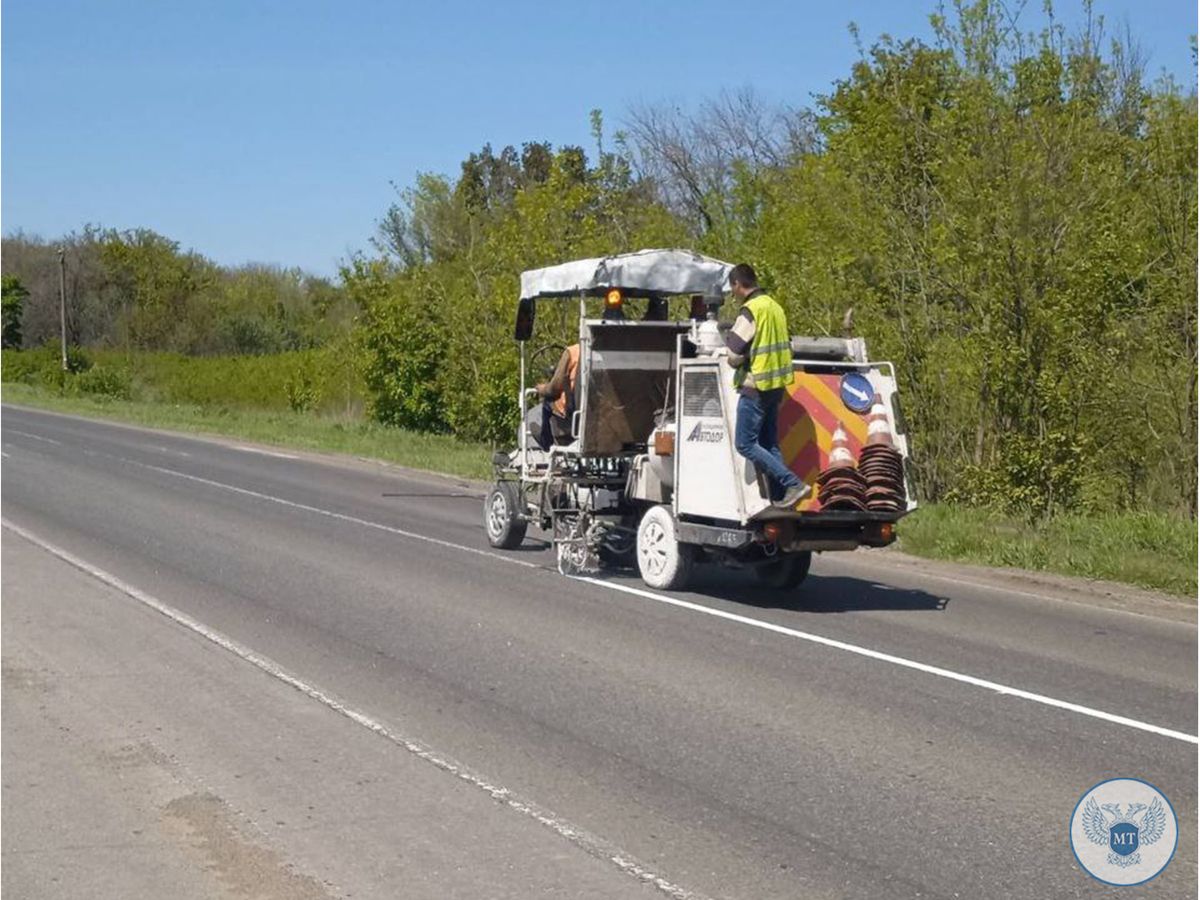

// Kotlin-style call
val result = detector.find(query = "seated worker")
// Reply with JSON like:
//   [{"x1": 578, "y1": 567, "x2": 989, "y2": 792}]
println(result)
[{"x1": 526, "y1": 343, "x2": 579, "y2": 450}]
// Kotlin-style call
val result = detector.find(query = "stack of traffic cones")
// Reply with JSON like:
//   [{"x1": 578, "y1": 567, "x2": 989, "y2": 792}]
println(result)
[
  {"x1": 816, "y1": 425, "x2": 868, "y2": 511},
  {"x1": 860, "y1": 399, "x2": 906, "y2": 513}
]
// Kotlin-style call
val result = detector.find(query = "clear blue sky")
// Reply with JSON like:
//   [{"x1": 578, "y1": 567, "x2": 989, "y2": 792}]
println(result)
[{"x1": 3, "y1": 0, "x2": 1195, "y2": 277}]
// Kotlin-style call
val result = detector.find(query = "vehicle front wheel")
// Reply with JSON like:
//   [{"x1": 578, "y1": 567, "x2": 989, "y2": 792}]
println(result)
[
  {"x1": 636, "y1": 505, "x2": 694, "y2": 590},
  {"x1": 753, "y1": 551, "x2": 812, "y2": 590},
  {"x1": 485, "y1": 482, "x2": 528, "y2": 549}
]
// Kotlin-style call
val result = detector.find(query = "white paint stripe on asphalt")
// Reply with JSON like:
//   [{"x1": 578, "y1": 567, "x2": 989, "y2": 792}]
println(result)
[
  {"x1": 232, "y1": 445, "x2": 299, "y2": 460},
  {"x1": 122, "y1": 457, "x2": 541, "y2": 570},
  {"x1": 1, "y1": 519, "x2": 706, "y2": 900},
  {"x1": 7, "y1": 429, "x2": 62, "y2": 445},
  {"x1": 78, "y1": 450, "x2": 1200, "y2": 745},
  {"x1": 576, "y1": 577, "x2": 1199, "y2": 746}
]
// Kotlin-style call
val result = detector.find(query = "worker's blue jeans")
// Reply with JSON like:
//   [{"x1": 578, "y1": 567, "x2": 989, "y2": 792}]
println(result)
[
  {"x1": 524, "y1": 400, "x2": 556, "y2": 450},
  {"x1": 734, "y1": 388, "x2": 800, "y2": 501}
]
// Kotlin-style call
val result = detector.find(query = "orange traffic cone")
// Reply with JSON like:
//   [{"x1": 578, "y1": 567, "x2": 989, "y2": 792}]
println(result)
[
  {"x1": 829, "y1": 424, "x2": 854, "y2": 466},
  {"x1": 818, "y1": 424, "x2": 868, "y2": 510},
  {"x1": 866, "y1": 397, "x2": 894, "y2": 447}
]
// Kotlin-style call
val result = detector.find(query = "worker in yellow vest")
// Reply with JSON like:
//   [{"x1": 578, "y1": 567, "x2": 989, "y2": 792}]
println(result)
[{"x1": 725, "y1": 264, "x2": 811, "y2": 509}]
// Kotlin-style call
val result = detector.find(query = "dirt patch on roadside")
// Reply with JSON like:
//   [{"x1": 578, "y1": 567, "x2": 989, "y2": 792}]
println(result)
[{"x1": 163, "y1": 793, "x2": 334, "y2": 900}]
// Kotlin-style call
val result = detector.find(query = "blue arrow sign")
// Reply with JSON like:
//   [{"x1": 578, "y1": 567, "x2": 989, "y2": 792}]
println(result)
[{"x1": 840, "y1": 372, "x2": 874, "y2": 413}]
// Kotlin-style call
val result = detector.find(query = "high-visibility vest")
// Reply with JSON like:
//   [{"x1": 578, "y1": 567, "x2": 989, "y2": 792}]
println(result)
[
  {"x1": 736, "y1": 293, "x2": 793, "y2": 391},
  {"x1": 552, "y1": 344, "x2": 580, "y2": 417}
]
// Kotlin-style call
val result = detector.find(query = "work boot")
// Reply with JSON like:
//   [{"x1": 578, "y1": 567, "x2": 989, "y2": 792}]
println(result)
[{"x1": 773, "y1": 482, "x2": 811, "y2": 509}]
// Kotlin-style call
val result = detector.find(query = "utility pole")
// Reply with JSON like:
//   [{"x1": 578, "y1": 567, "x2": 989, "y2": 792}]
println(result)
[{"x1": 58, "y1": 246, "x2": 68, "y2": 370}]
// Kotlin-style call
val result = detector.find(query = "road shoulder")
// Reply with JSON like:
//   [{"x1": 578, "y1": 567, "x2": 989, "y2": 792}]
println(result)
[{"x1": 1, "y1": 530, "x2": 661, "y2": 899}]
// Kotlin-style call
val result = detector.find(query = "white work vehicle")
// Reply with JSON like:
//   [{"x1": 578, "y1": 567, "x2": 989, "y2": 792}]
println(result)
[{"x1": 485, "y1": 249, "x2": 915, "y2": 592}]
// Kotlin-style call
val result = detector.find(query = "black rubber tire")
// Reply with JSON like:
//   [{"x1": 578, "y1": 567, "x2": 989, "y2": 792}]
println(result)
[
  {"x1": 485, "y1": 482, "x2": 528, "y2": 549},
  {"x1": 753, "y1": 552, "x2": 812, "y2": 590}
]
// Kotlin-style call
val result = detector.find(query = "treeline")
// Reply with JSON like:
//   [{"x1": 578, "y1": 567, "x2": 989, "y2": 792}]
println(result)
[
  {"x1": 3, "y1": 2, "x2": 1195, "y2": 519},
  {"x1": 350, "y1": 2, "x2": 1197, "y2": 517},
  {"x1": 1, "y1": 226, "x2": 355, "y2": 356}
]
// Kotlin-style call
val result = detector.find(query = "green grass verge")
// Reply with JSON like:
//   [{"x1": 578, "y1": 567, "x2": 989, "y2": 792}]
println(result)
[
  {"x1": 1, "y1": 382, "x2": 493, "y2": 482},
  {"x1": 1, "y1": 346, "x2": 366, "y2": 416},
  {"x1": 4, "y1": 382, "x2": 1195, "y2": 598},
  {"x1": 896, "y1": 503, "x2": 1196, "y2": 598}
]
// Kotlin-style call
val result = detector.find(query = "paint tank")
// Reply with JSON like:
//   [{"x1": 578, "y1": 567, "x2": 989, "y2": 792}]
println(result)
[{"x1": 647, "y1": 423, "x2": 675, "y2": 488}]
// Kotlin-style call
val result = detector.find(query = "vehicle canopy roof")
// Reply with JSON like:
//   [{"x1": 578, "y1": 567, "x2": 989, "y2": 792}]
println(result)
[{"x1": 518, "y1": 248, "x2": 733, "y2": 301}]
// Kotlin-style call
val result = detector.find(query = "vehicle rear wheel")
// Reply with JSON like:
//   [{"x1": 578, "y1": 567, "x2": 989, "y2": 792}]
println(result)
[
  {"x1": 753, "y1": 551, "x2": 812, "y2": 590},
  {"x1": 485, "y1": 482, "x2": 527, "y2": 549},
  {"x1": 636, "y1": 505, "x2": 694, "y2": 590}
]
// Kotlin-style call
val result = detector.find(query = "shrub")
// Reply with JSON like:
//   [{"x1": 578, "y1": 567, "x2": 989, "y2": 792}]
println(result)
[
  {"x1": 1, "y1": 345, "x2": 91, "y2": 392},
  {"x1": 1, "y1": 348, "x2": 39, "y2": 384},
  {"x1": 74, "y1": 365, "x2": 133, "y2": 401},
  {"x1": 284, "y1": 367, "x2": 319, "y2": 413}
]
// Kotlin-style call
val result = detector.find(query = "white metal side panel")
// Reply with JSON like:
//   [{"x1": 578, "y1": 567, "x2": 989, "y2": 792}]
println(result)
[{"x1": 675, "y1": 362, "x2": 745, "y2": 521}]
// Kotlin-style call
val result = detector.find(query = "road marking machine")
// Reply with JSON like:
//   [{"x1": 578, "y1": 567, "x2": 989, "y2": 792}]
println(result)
[{"x1": 486, "y1": 249, "x2": 915, "y2": 592}]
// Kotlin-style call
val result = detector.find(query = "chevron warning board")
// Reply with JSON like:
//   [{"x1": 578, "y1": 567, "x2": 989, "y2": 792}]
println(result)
[{"x1": 778, "y1": 371, "x2": 870, "y2": 512}]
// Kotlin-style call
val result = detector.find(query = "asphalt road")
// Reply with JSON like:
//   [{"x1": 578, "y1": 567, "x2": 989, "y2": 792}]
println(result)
[{"x1": 2, "y1": 405, "x2": 1196, "y2": 899}]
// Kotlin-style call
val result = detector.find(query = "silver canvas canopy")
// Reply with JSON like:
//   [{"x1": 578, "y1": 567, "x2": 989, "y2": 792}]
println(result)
[{"x1": 518, "y1": 248, "x2": 733, "y2": 301}]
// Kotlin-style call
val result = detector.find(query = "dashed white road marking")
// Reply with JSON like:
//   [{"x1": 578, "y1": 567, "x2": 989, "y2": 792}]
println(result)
[
  {"x1": 2, "y1": 519, "x2": 704, "y2": 900},
  {"x1": 7, "y1": 429, "x2": 62, "y2": 445},
  {"x1": 121, "y1": 456, "x2": 539, "y2": 570},
  {"x1": 232, "y1": 445, "x2": 299, "y2": 460}
]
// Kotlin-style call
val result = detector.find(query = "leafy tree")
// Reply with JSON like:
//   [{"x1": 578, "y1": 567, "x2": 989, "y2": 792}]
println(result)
[
  {"x1": 346, "y1": 258, "x2": 447, "y2": 432},
  {"x1": 2, "y1": 229, "x2": 351, "y2": 356},
  {"x1": 352, "y1": 131, "x2": 686, "y2": 442},
  {"x1": 698, "y1": 1, "x2": 1197, "y2": 517},
  {"x1": 2, "y1": 275, "x2": 28, "y2": 348}
]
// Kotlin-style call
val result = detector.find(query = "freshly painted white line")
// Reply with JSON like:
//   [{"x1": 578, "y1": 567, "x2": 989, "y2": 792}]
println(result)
[
  {"x1": 576, "y1": 577, "x2": 1199, "y2": 746},
  {"x1": 232, "y1": 445, "x2": 299, "y2": 460},
  {"x1": 120, "y1": 456, "x2": 540, "y2": 570},
  {"x1": 1, "y1": 519, "x2": 705, "y2": 900},
  {"x1": 77, "y1": 448, "x2": 1200, "y2": 745},
  {"x1": 7, "y1": 429, "x2": 62, "y2": 445}
]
